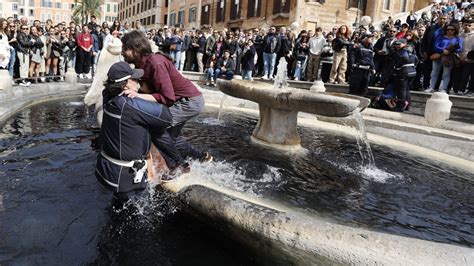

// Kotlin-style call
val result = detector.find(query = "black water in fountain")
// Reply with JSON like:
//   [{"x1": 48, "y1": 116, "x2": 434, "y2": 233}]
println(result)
[{"x1": 0, "y1": 99, "x2": 473, "y2": 264}]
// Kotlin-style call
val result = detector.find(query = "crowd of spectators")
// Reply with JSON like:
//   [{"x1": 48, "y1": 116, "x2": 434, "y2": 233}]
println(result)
[{"x1": 0, "y1": 1, "x2": 473, "y2": 102}]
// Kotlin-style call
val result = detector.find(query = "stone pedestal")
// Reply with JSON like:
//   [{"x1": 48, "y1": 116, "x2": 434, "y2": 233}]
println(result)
[
  {"x1": 424, "y1": 92, "x2": 452, "y2": 127},
  {"x1": 252, "y1": 105, "x2": 301, "y2": 149},
  {"x1": 65, "y1": 68, "x2": 77, "y2": 85},
  {"x1": 0, "y1": 70, "x2": 13, "y2": 99}
]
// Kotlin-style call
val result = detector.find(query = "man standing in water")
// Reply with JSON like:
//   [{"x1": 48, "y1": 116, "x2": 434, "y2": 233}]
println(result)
[
  {"x1": 96, "y1": 62, "x2": 172, "y2": 201},
  {"x1": 120, "y1": 30, "x2": 212, "y2": 180}
]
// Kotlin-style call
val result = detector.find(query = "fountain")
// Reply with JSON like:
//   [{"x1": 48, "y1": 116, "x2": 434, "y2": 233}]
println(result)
[{"x1": 217, "y1": 78, "x2": 370, "y2": 150}]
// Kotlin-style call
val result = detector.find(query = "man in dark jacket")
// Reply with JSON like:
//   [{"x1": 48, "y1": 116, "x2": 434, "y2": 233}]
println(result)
[
  {"x1": 349, "y1": 33, "x2": 375, "y2": 95},
  {"x1": 262, "y1": 26, "x2": 280, "y2": 80},
  {"x1": 241, "y1": 40, "x2": 256, "y2": 80},
  {"x1": 16, "y1": 25, "x2": 33, "y2": 86},
  {"x1": 96, "y1": 62, "x2": 172, "y2": 202},
  {"x1": 215, "y1": 49, "x2": 235, "y2": 80}
]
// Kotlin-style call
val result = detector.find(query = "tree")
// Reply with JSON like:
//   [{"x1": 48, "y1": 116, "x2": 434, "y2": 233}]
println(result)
[{"x1": 72, "y1": 0, "x2": 104, "y2": 25}]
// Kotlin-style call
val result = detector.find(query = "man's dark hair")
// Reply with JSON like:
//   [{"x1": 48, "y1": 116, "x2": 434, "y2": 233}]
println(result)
[
  {"x1": 122, "y1": 30, "x2": 152, "y2": 56},
  {"x1": 103, "y1": 80, "x2": 128, "y2": 98}
]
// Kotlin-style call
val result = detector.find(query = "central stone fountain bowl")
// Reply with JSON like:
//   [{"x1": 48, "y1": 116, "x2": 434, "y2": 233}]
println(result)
[{"x1": 217, "y1": 79, "x2": 370, "y2": 150}]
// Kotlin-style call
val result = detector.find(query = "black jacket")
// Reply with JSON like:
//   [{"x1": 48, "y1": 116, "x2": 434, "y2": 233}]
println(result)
[
  {"x1": 216, "y1": 57, "x2": 236, "y2": 72},
  {"x1": 241, "y1": 45, "x2": 256, "y2": 70},
  {"x1": 96, "y1": 95, "x2": 172, "y2": 194},
  {"x1": 263, "y1": 33, "x2": 281, "y2": 54},
  {"x1": 16, "y1": 32, "x2": 33, "y2": 54},
  {"x1": 351, "y1": 43, "x2": 375, "y2": 69}
]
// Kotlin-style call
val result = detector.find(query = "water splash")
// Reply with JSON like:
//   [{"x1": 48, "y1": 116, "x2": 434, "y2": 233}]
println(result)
[
  {"x1": 217, "y1": 95, "x2": 228, "y2": 121},
  {"x1": 273, "y1": 58, "x2": 288, "y2": 90},
  {"x1": 352, "y1": 108, "x2": 376, "y2": 168}
]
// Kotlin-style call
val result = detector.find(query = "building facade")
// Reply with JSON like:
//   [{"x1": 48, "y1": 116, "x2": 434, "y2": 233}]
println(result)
[
  {"x1": 164, "y1": 0, "x2": 432, "y2": 31},
  {"x1": 0, "y1": 0, "x2": 119, "y2": 26},
  {"x1": 118, "y1": 0, "x2": 164, "y2": 29}
]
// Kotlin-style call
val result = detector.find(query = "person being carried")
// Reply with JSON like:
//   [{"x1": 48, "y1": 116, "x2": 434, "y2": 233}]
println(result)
[
  {"x1": 95, "y1": 62, "x2": 173, "y2": 202},
  {"x1": 121, "y1": 30, "x2": 213, "y2": 181}
]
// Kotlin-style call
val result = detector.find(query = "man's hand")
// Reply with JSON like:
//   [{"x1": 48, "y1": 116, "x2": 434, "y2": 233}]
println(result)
[{"x1": 120, "y1": 88, "x2": 139, "y2": 98}]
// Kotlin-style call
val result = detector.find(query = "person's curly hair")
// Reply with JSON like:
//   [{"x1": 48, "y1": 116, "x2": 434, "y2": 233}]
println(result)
[{"x1": 102, "y1": 79, "x2": 128, "y2": 98}]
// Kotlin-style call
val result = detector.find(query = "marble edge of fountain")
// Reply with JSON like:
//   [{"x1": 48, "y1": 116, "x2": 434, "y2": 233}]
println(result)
[{"x1": 162, "y1": 176, "x2": 474, "y2": 265}]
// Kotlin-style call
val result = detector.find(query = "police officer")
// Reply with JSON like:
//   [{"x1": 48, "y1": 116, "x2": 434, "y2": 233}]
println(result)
[
  {"x1": 95, "y1": 62, "x2": 172, "y2": 202},
  {"x1": 349, "y1": 33, "x2": 375, "y2": 96},
  {"x1": 391, "y1": 38, "x2": 415, "y2": 112}
]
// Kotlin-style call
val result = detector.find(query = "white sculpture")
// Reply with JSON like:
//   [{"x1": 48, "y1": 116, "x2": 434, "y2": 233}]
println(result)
[
  {"x1": 84, "y1": 37, "x2": 123, "y2": 126},
  {"x1": 424, "y1": 92, "x2": 452, "y2": 127}
]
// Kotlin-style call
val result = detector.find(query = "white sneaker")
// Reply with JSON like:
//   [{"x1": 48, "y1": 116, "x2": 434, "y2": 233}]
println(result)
[
  {"x1": 262, "y1": 75, "x2": 269, "y2": 80},
  {"x1": 19, "y1": 80, "x2": 31, "y2": 87},
  {"x1": 424, "y1": 88, "x2": 434, "y2": 93},
  {"x1": 439, "y1": 89, "x2": 447, "y2": 94},
  {"x1": 294, "y1": 77, "x2": 299, "y2": 81},
  {"x1": 78, "y1": 73, "x2": 84, "y2": 79},
  {"x1": 205, "y1": 81, "x2": 210, "y2": 86},
  {"x1": 85, "y1": 73, "x2": 92, "y2": 79}
]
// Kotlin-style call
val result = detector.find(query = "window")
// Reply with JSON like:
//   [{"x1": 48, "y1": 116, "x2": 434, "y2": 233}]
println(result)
[
  {"x1": 63, "y1": 2, "x2": 68, "y2": 9},
  {"x1": 55, "y1": 2, "x2": 61, "y2": 8},
  {"x1": 201, "y1": 5, "x2": 210, "y2": 25},
  {"x1": 216, "y1": 0, "x2": 225, "y2": 23},
  {"x1": 230, "y1": 0, "x2": 240, "y2": 20},
  {"x1": 400, "y1": 0, "x2": 407, "y2": 12},
  {"x1": 189, "y1": 6, "x2": 196, "y2": 23},
  {"x1": 164, "y1": 14, "x2": 168, "y2": 25},
  {"x1": 178, "y1": 9, "x2": 184, "y2": 26},
  {"x1": 29, "y1": 9, "x2": 34, "y2": 16},
  {"x1": 165, "y1": 0, "x2": 168, "y2": 8},
  {"x1": 29, "y1": 0, "x2": 34, "y2": 7},
  {"x1": 19, "y1": 8, "x2": 24, "y2": 15},
  {"x1": 247, "y1": 0, "x2": 261, "y2": 18},
  {"x1": 147, "y1": 16, "x2": 150, "y2": 25},
  {"x1": 107, "y1": 4, "x2": 110, "y2": 12},
  {"x1": 13, "y1": 3, "x2": 18, "y2": 11},
  {"x1": 347, "y1": 0, "x2": 366, "y2": 12},
  {"x1": 152, "y1": 15, "x2": 156, "y2": 24},
  {"x1": 56, "y1": 13, "x2": 61, "y2": 22},
  {"x1": 114, "y1": 4, "x2": 118, "y2": 12},
  {"x1": 0, "y1": 3, "x2": 2, "y2": 11},
  {"x1": 383, "y1": 0, "x2": 390, "y2": 10},
  {"x1": 19, "y1": 0, "x2": 25, "y2": 6},
  {"x1": 273, "y1": 0, "x2": 290, "y2": 14},
  {"x1": 169, "y1": 12, "x2": 176, "y2": 26}
]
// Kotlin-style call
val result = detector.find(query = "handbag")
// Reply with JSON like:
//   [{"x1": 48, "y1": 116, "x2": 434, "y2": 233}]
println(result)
[
  {"x1": 430, "y1": 53, "x2": 441, "y2": 60},
  {"x1": 441, "y1": 53, "x2": 460, "y2": 68},
  {"x1": 31, "y1": 49, "x2": 42, "y2": 63}
]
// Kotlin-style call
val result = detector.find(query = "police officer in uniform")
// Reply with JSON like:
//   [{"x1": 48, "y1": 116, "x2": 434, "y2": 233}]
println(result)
[
  {"x1": 95, "y1": 62, "x2": 172, "y2": 202},
  {"x1": 349, "y1": 33, "x2": 375, "y2": 96},
  {"x1": 391, "y1": 38, "x2": 416, "y2": 112}
]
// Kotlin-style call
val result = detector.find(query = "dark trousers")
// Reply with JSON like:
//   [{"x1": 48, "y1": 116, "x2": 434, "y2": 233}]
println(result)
[
  {"x1": 452, "y1": 62, "x2": 473, "y2": 93},
  {"x1": 393, "y1": 75, "x2": 409, "y2": 110},
  {"x1": 256, "y1": 50, "x2": 264, "y2": 76},
  {"x1": 349, "y1": 68, "x2": 371, "y2": 95},
  {"x1": 75, "y1": 48, "x2": 91, "y2": 74},
  {"x1": 152, "y1": 96, "x2": 205, "y2": 169},
  {"x1": 320, "y1": 62, "x2": 332, "y2": 82}
]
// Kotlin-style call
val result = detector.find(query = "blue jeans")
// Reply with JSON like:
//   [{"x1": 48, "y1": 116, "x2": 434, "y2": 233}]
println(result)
[
  {"x1": 8, "y1": 48, "x2": 16, "y2": 77},
  {"x1": 293, "y1": 57, "x2": 308, "y2": 80},
  {"x1": 263, "y1": 52, "x2": 276, "y2": 78},
  {"x1": 242, "y1": 70, "x2": 253, "y2": 81},
  {"x1": 206, "y1": 67, "x2": 214, "y2": 80},
  {"x1": 170, "y1": 50, "x2": 181, "y2": 70},
  {"x1": 430, "y1": 59, "x2": 452, "y2": 91},
  {"x1": 215, "y1": 68, "x2": 234, "y2": 80}
]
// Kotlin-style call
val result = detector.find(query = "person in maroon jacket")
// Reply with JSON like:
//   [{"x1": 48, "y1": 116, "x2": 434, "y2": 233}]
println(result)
[
  {"x1": 76, "y1": 24, "x2": 93, "y2": 79},
  {"x1": 121, "y1": 30, "x2": 212, "y2": 180}
]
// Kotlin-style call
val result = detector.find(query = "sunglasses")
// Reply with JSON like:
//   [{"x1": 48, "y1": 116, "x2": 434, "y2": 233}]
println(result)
[
  {"x1": 447, "y1": 28, "x2": 455, "y2": 31},
  {"x1": 21, "y1": 28, "x2": 28, "y2": 30}
]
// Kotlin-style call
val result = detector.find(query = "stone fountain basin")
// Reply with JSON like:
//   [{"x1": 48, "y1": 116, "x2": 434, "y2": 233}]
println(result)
[{"x1": 217, "y1": 79, "x2": 370, "y2": 117}]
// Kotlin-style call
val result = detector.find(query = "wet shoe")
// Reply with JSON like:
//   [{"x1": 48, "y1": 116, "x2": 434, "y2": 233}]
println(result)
[{"x1": 199, "y1": 151, "x2": 213, "y2": 163}]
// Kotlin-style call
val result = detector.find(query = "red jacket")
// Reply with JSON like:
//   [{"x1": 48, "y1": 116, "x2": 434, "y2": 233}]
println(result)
[
  {"x1": 77, "y1": 32, "x2": 93, "y2": 50},
  {"x1": 138, "y1": 54, "x2": 201, "y2": 106}
]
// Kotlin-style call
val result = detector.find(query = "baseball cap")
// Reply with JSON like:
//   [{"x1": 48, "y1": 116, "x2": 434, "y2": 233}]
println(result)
[{"x1": 107, "y1": 62, "x2": 144, "y2": 82}]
